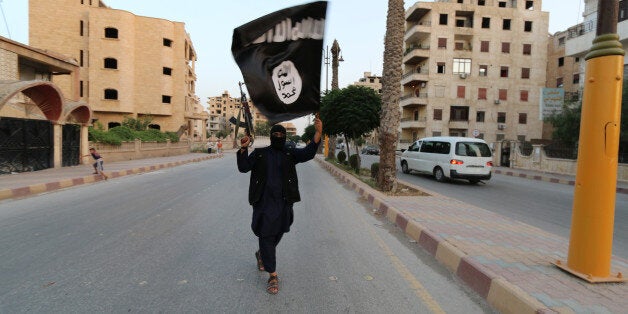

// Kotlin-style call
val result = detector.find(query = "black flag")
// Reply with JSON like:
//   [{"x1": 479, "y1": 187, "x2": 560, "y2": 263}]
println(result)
[{"x1": 231, "y1": 1, "x2": 327, "y2": 124}]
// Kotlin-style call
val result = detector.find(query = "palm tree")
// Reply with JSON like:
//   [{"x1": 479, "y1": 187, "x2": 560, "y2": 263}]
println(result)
[{"x1": 377, "y1": 0, "x2": 404, "y2": 191}]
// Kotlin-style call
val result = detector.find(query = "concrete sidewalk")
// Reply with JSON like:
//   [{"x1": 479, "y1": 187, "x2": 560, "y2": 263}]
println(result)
[
  {"x1": 317, "y1": 157, "x2": 627, "y2": 314},
  {"x1": 0, "y1": 153, "x2": 222, "y2": 201}
]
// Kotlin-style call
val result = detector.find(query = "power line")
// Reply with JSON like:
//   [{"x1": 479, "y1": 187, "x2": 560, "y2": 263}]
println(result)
[{"x1": 0, "y1": 0, "x2": 11, "y2": 39}]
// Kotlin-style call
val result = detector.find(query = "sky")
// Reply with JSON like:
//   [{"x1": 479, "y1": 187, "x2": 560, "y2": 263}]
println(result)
[{"x1": 0, "y1": 0, "x2": 585, "y2": 134}]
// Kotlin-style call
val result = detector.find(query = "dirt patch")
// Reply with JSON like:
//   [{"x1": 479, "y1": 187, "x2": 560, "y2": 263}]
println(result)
[{"x1": 384, "y1": 181, "x2": 430, "y2": 197}]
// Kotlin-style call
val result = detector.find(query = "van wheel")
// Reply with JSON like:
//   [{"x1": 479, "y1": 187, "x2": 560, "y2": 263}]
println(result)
[
  {"x1": 401, "y1": 161, "x2": 410, "y2": 174},
  {"x1": 434, "y1": 167, "x2": 446, "y2": 182}
]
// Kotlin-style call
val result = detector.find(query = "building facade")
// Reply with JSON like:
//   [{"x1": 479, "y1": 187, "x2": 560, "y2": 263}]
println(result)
[
  {"x1": 29, "y1": 0, "x2": 206, "y2": 139},
  {"x1": 401, "y1": 0, "x2": 549, "y2": 148}
]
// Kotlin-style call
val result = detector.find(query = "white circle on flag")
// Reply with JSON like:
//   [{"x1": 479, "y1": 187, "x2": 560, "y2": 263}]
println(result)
[{"x1": 272, "y1": 60, "x2": 302, "y2": 105}]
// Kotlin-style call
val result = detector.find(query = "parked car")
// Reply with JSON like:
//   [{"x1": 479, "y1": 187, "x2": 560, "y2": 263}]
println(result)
[
  {"x1": 399, "y1": 136, "x2": 493, "y2": 184},
  {"x1": 361, "y1": 145, "x2": 379, "y2": 155}
]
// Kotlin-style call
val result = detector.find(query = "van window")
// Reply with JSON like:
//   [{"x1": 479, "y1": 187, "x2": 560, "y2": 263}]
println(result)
[
  {"x1": 455, "y1": 142, "x2": 492, "y2": 157},
  {"x1": 408, "y1": 141, "x2": 421, "y2": 152},
  {"x1": 421, "y1": 141, "x2": 450, "y2": 154}
]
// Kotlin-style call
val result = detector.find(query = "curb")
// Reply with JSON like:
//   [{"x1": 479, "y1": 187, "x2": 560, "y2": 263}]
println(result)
[
  {"x1": 316, "y1": 158, "x2": 551, "y2": 314},
  {"x1": 493, "y1": 168, "x2": 628, "y2": 195},
  {"x1": 0, "y1": 154, "x2": 223, "y2": 201}
]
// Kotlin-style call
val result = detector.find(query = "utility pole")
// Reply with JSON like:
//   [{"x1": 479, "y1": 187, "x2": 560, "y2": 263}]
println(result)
[{"x1": 554, "y1": 0, "x2": 625, "y2": 283}]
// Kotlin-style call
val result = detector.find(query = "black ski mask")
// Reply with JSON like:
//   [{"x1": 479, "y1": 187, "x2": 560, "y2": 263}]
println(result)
[{"x1": 270, "y1": 124, "x2": 287, "y2": 150}]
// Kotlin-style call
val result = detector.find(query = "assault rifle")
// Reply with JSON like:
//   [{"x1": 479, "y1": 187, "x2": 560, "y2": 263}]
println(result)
[{"x1": 229, "y1": 82, "x2": 255, "y2": 146}]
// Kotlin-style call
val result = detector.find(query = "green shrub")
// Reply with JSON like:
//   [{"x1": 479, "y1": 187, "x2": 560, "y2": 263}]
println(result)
[
  {"x1": 371, "y1": 162, "x2": 379, "y2": 180},
  {"x1": 349, "y1": 154, "x2": 359, "y2": 173},
  {"x1": 108, "y1": 126, "x2": 135, "y2": 141},
  {"x1": 136, "y1": 129, "x2": 168, "y2": 142},
  {"x1": 337, "y1": 150, "x2": 347, "y2": 163},
  {"x1": 165, "y1": 131, "x2": 179, "y2": 143}
]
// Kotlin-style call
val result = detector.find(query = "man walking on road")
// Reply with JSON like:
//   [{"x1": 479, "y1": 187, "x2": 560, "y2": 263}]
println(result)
[{"x1": 237, "y1": 118, "x2": 322, "y2": 294}]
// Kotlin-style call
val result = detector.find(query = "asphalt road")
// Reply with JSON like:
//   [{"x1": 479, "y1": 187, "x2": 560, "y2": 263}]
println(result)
[
  {"x1": 359, "y1": 154, "x2": 628, "y2": 259},
  {"x1": 0, "y1": 154, "x2": 494, "y2": 313}
]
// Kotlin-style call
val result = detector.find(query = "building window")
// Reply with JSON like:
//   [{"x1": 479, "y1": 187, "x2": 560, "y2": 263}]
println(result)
[
  {"x1": 478, "y1": 0, "x2": 486, "y2": 5},
  {"x1": 524, "y1": 21, "x2": 533, "y2": 32},
  {"x1": 432, "y1": 131, "x2": 442, "y2": 137},
  {"x1": 575, "y1": 57, "x2": 580, "y2": 63},
  {"x1": 80, "y1": 20, "x2": 84, "y2": 36},
  {"x1": 450, "y1": 106, "x2": 469, "y2": 121},
  {"x1": 438, "y1": 37, "x2": 447, "y2": 49},
  {"x1": 519, "y1": 113, "x2": 528, "y2": 124},
  {"x1": 453, "y1": 58, "x2": 471, "y2": 74},
  {"x1": 456, "y1": 19, "x2": 465, "y2": 27},
  {"x1": 573, "y1": 73, "x2": 580, "y2": 84},
  {"x1": 457, "y1": 86, "x2": 466, "y2": 98},
  {"x1": 439, "y1": 14, "x2": 448, "y2": 25},
  {"x1": 104, "y1": 58, "x2": 117, "y2": 69},
  {"x1": 521, "y1": 68, "x2": 530, "y2": 79},
  {"x1": 558, "y1": 57, "x2": 564, "y2": 67},
  {"x1": 523, "y1": 44, "x2": 532, "y2": 55},
  {"x1": 476, "y1": 111, "x2": 485, "y2": 122},
  {"x1": 104, "y1": 27, "x2": 118, "y2": 39},
  {"x1": 80, "y1": 50, "x2": 84, "y2": 67},
  {"x1": 557, "y1": 77, "x2": 563, "y2": 87},
  {"x1": 80, "y1": 81, "x2": 84, "y2": 97},
  {"x1": 481, "y1": 17, "x2": 490, "y2": 28},
  {"x1": 479, "y1": 65, "x2": 488, "y2": 76},
  {"x1": 434, "y1": 109, "x2": 443, "y2": 121},
  {"x1": 108, "y1": 122, "x2": 120, "y2": 129},
  {"x1": 499, "y1": 89, "x2": 507, "y2": 101},
  {"x1": 520, "y1": 90, "x2": 529, "y2": 101},
  {"x1": 163, "y1": 38, "x2": 173, "y2": 47},
  {"x1": 499, "y1": 1, "x2": 507, "y2": 7},
  {"x1": 497, "y1": 112, "x2": 506, "y2": 123},
  {"x1": 163, "y1": 67, "x2": 172, "y2": 75},
  {"x1": 478, "y1": 87, "x2": 487, "y2": 100},
  {"x1": 162, "y1": 95, "x2": 172, "y2": 103},
  {"x1": 480, "y1": 41, "x2": 489, "y2": 52},
  {"x1": 526, "y1": 1, "x2": 534, "y2": 9},
  {"x1": 503, "y1": 19, "x2": 511, "y2": 30},
  {"x1": 104, "y1": 89, "x2": 118, "y2": 100},
  {"x1": 500, "y1": 66, "x2": 509, "y2": 78},
  {"x1": 437, "y1": 62, "x2": 446, "y2": 74},
  {"x1": 501, "y1": 42, "x2": 510, "y2": 53}
]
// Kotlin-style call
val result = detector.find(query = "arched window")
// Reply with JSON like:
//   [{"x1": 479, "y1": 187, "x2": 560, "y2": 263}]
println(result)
[
  {"x1": 104, "y1": 27, "x2": 118, "y2": 39},
  {"x1": 148, "y1": 124, "x2": 161, "y2": 130},
  {"x1": 104, "y1": 58, "x2": 117, "y2": 69},
  {"x1": 104, "y1": 89, "x2": 118, "y2": 100},
  {"x1": 108, "y1": 122, "x2": 121, "y2": 129}
]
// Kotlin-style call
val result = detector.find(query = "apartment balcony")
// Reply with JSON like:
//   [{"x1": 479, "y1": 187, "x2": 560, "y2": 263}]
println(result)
[
  {"x1": 401, "y1": 68, "x2": 428, "y2": 87},
  {"x1": 405, "y1": 22, "x2": 431, "y2": 42},
  {"x1": 400, "y1": 117, "x2": 427, "y2": 129},
  {"x1": 448, "y1": 119, "x2": 469, "y2": 129},
  {"x1": 403, "y1": 45, "x2": 430, "y2": 65},
  {"x1": 400, "y1": 92, "x2": 428, "y2": 107},
  {"x1": 405, "y1": 5, "x2": 430, "y2": 23}
]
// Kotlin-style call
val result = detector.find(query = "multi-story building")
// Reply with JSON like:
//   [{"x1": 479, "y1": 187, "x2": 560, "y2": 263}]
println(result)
[
  {"x1": 565, "y1": 0, "x2": 628, "y2": 75},
  {"x1": 353, "y1": 71, "x2": 383, "y2": 94},
  {"x1": 401, "y1": 0, "x2": 549, "y2": 148},
  {"x1": 207, "y1": 90, "x2": 267, "y2": 137},
  {"x1": 28, "y1": 0, "x2": 206, "y2": 139}
]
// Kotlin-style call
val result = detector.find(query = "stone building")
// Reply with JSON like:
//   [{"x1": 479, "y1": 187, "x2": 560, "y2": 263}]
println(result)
[
  {"x1": 401, "y1": 0, "x2": 549, "y2": 147},
  {"x1": 28, "y1": 0, "x2": 207, "y2": 140},
  {"x1": 0, "y1": 36, "x2": 91, "y2": 173},
  {"x1": 206, "y1": 90, "x2": 267, "y2": 137}
]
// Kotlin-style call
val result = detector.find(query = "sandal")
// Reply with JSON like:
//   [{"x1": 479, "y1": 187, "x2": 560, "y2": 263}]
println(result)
[
  {"x1": 255, "y1": 251, "x2": 264, "y2": 271},
  {"x1": 267, "y1": 275, "x2": 279, "y2": 294}
]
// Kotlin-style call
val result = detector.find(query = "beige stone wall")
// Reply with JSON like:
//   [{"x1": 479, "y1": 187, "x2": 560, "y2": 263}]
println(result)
[
  {"x1": 0, "y1": 48, "x2": 18, "y2": 80},
  {"x1": 29, "y1": 0, "x2": 200, "y2": 133},
  {"x1": 403, "y1": 1, "x2": 549, "y2": 145}
]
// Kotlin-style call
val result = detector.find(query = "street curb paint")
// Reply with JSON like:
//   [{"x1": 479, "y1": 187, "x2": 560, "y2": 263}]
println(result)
[
  {"x1": 315, "y1": 157, "x2": 554, "y2": 313},
  {"x1": 0, "y1": 154, "x2": 222, "y2": 201}
]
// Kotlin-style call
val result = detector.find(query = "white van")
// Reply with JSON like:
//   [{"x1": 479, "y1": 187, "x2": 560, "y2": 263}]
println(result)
[{"x1": 400, "y1": 137, "x2": 493, "y2": 184}]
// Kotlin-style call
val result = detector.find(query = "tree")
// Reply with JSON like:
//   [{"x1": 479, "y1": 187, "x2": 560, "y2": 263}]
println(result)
[
  {"x1": 256, "y1": 121, "x2": 271, "y2": 137},
  {"x1": 301, "y1": 124, "x2": 316, "y2": 143},
  {"x1": 545, "y1": 101, "x2": 581, "y2": 147},
  {"x1": 320, "y1": 85, "x2": 381, "y2": 157},
  {"x1": 377, "y1": 0, "x2": 404, "y2": 191},
  {"x1": 289, "y1": 134, "x2": 301, "y2": 143}
]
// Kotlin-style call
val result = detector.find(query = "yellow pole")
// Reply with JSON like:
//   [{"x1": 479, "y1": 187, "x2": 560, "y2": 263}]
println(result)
[{"x1": 554, "y1": 33, "x2": 625, "y2": 283}]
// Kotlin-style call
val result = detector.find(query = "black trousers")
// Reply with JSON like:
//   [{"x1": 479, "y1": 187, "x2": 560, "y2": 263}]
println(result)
[{"x1": 258, "y1": 233, "x2": 284, "y2": 273}]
